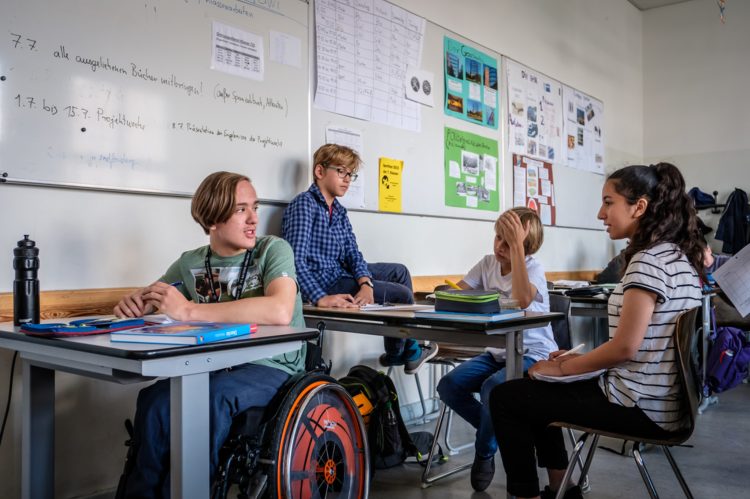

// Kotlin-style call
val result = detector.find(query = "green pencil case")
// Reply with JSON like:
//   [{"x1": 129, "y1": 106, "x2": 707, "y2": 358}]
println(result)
[{"x1": 435, "y1": 289, "x2": 501, "y2": 314}]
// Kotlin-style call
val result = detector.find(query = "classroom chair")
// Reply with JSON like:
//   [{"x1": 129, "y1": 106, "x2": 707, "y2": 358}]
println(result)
[{"x1": 548, "y1": 307, "x2": 701, "y2": 499}]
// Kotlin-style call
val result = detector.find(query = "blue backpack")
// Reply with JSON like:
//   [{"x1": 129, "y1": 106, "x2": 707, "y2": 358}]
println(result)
[{"x1": 705, "y1": 311, "x2": 750, "y2": 394}]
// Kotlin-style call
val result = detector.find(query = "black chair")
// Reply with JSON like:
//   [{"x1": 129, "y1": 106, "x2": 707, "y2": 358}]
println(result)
[
  {"x1": 549, "y1": 307, "x2": 701, "y2": 499},
  {"x1": 549, "y1": 293, "x2": 572, "y2": 350}
]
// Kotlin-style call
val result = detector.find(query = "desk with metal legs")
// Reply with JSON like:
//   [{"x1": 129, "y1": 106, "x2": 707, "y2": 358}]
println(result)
[
  {"x1": 302, "y1": 307, "x2": 561, "y2": 492},
  {"x1": 0, "y1": 324, "x2": 317, "y2": 499}
]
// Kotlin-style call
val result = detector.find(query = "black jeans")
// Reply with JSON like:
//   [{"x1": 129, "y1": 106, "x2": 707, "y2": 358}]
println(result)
[
  {"x1": 489, "y1": 377, "x2": 671, "y2": 498},
  {"x1": 326, "y1": 262, "x2": 417, "y2": 358}
]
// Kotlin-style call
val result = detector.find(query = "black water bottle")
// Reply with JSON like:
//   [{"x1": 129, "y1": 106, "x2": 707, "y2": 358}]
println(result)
[{"x1": 13, "y1": 235, "x2": 40, "y2": 326}]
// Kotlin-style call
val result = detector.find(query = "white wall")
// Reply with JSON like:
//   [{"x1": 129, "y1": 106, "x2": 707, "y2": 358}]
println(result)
[
  {"x1": 0, "y1": 1, "x2": 643, "y2": 497},
  {"x1": 643, "y1": 0, "x2": 750, "y2": 252}
]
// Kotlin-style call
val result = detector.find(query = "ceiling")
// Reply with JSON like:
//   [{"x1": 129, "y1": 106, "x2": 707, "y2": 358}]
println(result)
[{"x1": 627, "y1": 0, "x2": 695, "y2": 10}]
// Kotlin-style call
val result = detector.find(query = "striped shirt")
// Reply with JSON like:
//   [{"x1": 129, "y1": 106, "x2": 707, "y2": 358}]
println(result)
[{"x1": 599, "y1": 243, "x2": 702, "y2": 432}]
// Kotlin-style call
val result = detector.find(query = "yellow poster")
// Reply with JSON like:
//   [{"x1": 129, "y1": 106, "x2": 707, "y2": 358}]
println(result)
[{"x1": 378, "y1": 157, "x2": 403, "y2": 212}]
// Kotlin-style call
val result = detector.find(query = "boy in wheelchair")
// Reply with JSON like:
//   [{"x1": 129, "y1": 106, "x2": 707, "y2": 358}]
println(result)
[{"x1": 114, "y1": 171, "x2": 315, "y2": 498}]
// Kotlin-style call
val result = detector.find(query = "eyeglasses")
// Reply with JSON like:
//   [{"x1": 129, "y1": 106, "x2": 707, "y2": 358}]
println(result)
[{"x1": 324, "y1": 164, "x2": 358, "y2": 182}]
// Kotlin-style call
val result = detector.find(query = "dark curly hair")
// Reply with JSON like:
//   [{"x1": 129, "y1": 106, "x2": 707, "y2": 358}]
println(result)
[{"x1": 608, "y1": 163, "x2": 705, "y2": 277}]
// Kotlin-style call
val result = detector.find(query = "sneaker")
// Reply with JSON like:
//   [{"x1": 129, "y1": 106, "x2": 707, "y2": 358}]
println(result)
[
  {"x1": 540, "y1": 485, "x2": 583, "y2": 499},
  {"x1": 378, "y1": 353, "x2": 405, "y2": 367},
  {"x1": 404, "y1": 343, "x2": 439, "y2": 374},
  {"x1": 470, "y1": 455, "x2": 495, "y2": 492}
]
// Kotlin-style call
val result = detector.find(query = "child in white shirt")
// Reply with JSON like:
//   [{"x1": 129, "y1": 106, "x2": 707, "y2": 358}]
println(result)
[{"x1": 436, "y1": 207, "x2": 557, "y2": 492}]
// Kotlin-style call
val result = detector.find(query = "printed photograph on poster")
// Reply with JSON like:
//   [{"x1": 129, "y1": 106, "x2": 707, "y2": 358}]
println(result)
[
  {"x1": 506, "y1": 60, "x2": 563, "y2": 163},
  {"x1": 512, "y1": 154, "x2": 556, "y2": 226},
  {"x1": 444, "y1": 127, "x2": 499, "y2": 211},
  {"x1": 444, "y1": 36, "x2": 499, "y2": 129}
]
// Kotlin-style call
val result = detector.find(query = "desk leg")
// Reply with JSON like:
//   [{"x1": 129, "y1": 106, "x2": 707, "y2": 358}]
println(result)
[
  {"x1": 170, "y1": 372, "x2": 210, "y2": 499},
  {"x1": 21, "y1": 360, "x2": 55, "y2": 499}
]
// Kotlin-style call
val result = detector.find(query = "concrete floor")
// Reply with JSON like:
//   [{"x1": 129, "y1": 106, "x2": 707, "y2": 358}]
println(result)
[{"x1": 369, "y1": 383, "x2": 750, "y2": 498}]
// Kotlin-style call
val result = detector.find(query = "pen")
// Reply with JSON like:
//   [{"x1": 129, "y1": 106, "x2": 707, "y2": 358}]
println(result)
[
  {"x1": 557, "y1": 343, "x2": 585, "y2": 358},
  {"x1": 445, "y1": 279, "x2": 461, "y2": 290},
  {"x1": 168, "y1": 281, "x2": 183, "y2": 288}
]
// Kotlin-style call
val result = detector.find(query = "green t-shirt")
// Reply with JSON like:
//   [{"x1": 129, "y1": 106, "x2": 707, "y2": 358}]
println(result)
[{"x1": 161, "y1": 236, "x2": 306, "y2": 375}]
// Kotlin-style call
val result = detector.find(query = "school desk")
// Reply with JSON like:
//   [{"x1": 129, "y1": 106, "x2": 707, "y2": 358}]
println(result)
[
  {"x1": 302, "y1": 306, "x2": 562, "y2": 492},
  {"x1": 0, "y1": 322, "x2": 317, "y2": 499}
]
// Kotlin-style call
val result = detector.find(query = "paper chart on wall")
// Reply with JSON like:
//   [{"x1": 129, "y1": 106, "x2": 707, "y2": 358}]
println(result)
[
  {"x1": 563, "y1": 85, "x2": 604, "y2": 174},
  {"x1": 313, "y1": 0, "x2": 426, "y2": 132},
  {"x1": 506, "y1": 60, "x2": 563, "y2": 164},
  {"x1": 512, "y1": 154, "x2": 556, "y2": 226}
]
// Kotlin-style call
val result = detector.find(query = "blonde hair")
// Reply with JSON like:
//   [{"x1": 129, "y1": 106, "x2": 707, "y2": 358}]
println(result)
[
  {"x1": 312, "y1": 144, "x2": 362, "y2": 181},
  {"x1": 494, "y1": 207, "x2": 544, "y2": 255},
  {"x1": 191, "y1": 171, "x2": 251, "y2": 235}
]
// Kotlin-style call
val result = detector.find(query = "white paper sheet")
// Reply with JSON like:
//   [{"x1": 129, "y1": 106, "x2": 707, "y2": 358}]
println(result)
[
  {"x1": 404, "y1": 66, "x2": 435, "y2": 107},
  {"x1": 325, "y1": 125, "x2": 365, "y2": 208},
  {"x1": 513, "y1": 165, "x2": 526, "y2": 207},
  {"x1": 269, "y1": 30, "x2": 302, "y2": 68},
  {"x1": 449, "y1": 160, "x2": 460, "y2": 178},
  {"x1": 211, "y1": 21, "x2": 264, "y2": 81},
  {"x1": 713, "y1": 244, "x2": 750, "y2": 317}
]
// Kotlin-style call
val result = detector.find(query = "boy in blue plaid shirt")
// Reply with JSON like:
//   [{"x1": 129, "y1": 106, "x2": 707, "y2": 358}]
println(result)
[{"x1": 282, "y1": 144, "x2": 437, "y2": 373}]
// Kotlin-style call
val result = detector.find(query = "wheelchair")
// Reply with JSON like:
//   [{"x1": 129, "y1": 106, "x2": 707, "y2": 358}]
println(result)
[{"x1": 211, "y1": 370, "x2": 370, "y2": 499}]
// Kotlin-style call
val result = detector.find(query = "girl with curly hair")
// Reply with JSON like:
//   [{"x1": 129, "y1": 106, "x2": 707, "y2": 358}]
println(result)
[{"x1": 488, "y1": 163, "x2": 705, "y2": 499}]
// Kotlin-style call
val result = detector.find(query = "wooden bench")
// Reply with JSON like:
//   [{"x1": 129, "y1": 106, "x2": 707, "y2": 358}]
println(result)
[{"x1": 0, "y1": 271, "x2": 599, "y2": 323}]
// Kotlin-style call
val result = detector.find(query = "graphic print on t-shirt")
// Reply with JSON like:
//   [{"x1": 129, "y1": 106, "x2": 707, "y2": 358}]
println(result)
[{"x1": 190, "y1": 265, "x2": 262, "y2": 303}]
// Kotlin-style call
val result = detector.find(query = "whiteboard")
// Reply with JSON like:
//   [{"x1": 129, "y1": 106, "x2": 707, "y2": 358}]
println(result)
[{"x1": 0, "y1": 0, "x2": 310, "y2": 202}]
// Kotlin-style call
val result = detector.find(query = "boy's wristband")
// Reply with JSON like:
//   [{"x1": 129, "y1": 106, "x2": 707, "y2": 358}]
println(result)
[{"x1": 360, "y1": 279, "x2": 374, "y2": 289}]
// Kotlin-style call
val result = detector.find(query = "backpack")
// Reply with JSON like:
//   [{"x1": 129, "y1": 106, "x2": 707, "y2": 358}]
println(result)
[
  {"x1": 338, "y1": 365, "x2": 444, "y2": 470},
  {"x1": 705, "y1": 311, "x2": 750, "y2": 394}
]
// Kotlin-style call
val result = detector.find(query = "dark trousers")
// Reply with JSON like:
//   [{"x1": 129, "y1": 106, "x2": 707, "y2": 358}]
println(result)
[
  {"x1": 123, "y1": 363, "x2": 289, "y2": 499},
  {"x1": 326, "y1": 262, "x2": 417, "y2": 358},
  {"x1": 489, "y1": 377, "x2": 671, "y2": 498}
]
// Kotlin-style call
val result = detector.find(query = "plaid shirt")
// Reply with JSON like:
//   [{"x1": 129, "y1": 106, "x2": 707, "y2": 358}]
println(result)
[{"x1": 282, "y1": 183, "x2": 371, "y2": 303}]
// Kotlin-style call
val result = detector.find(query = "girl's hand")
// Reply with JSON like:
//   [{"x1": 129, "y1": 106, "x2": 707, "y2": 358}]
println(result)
[{"x1": 529, "y1": 359, "x2": 566, "y2": 379}]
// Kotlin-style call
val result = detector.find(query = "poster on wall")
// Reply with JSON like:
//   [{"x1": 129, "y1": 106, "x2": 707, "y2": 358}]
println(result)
[
  {"x1": 444, "y1": 127, "x2": 499, "y2": 211},
  {"x1": 443, "y1": 36, "x2": 499, "y2": 129},
  {"x1": 563, "y1": 85, "x2": 605, "y2": 174},
  {"x1": 506, "y1": 59, "x2": 563, "y2": 164},
  {"x1": 314, "y1": 0, "x2": 426, "y2": 131},
  {"x1": 378, "y1": 157, "x2": 403, "y2": 213},
  {"x1": 512, "y1": 154, "x2": 556, "y2": 226}
]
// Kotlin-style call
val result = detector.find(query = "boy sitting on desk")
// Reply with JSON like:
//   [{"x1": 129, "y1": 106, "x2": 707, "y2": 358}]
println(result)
[
  {"x1": 113, "y1": 171, "x2": 305, "y2": 499},
  {"x1": 436, "y1": 207, "x2": 557, "y2": 492},
  {"x1": 282, "y1": 143, "x2": 437, "y2": 374}
]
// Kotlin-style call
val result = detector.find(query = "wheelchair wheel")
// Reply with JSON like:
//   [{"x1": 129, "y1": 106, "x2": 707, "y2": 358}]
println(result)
[{"x1": 266, "y1": 374, "x2": 369, "y2": 499}]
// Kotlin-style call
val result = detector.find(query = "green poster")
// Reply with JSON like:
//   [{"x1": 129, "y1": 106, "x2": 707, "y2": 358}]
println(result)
[
  {"x1": 444, "y1": 127, "x2": 499, "y2": 211},
  {"x1": 444, "y1": 36, "x2": 499, "y2": 129}
]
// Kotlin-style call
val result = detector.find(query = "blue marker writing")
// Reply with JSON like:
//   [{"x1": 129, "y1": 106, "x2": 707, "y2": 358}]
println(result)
[{"x1": 168, "y1": 281, "x2": 183, "y2": 288}]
